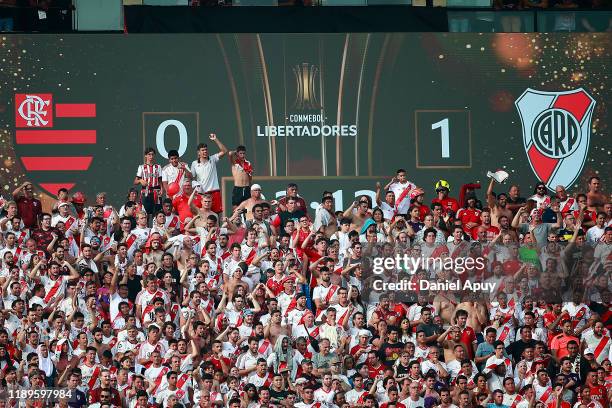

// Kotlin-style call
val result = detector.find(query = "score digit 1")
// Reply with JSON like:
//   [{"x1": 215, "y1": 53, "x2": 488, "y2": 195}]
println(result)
[{"x1": 431, "y1": 117, "x2": 450, "y2": 158}]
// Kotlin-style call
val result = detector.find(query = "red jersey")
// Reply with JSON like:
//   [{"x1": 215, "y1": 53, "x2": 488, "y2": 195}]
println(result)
[
  {"x1": 392, "y1": 303, "x2": 408, "y2": 320},
  {"x1": 266, "y1": 275, "x2": 285, "y2": 296},
  {"x1": 373, "y1": 307, "x2": 400, "y2": 324},
  {"x1": 417, "y1": 204, "x2": 430, "y2": 221},
  {"x1": 367, "y1": 363, "x2": 385, "y2": 379},
  {"x1": 456, "y1": 208, "x2": 482, "y2": 233},
  {"x1": 292, "y1": 228, "x2": 315, "y2": 260},
  {"x1": 587, "y1": 385, "x2": 608, "y2": 406},
  {"x1": 172, "y1": 194, "x2": 202, "y2": 224},
  {"x1": 209, "y1": 354, "x2": 231, "y2": 372},
  {"x1": 16, "y1": 196, "x2": 42, "y2": 228},
  {"x1": 572, "y1": 209, "x2": 596, "y2": 228},
  {"x1": 459, "y1": 326, "x2": 477, "y2": 359},
  {"x1": 432, "y1": 197, "x2": 460, "y2": 215}
]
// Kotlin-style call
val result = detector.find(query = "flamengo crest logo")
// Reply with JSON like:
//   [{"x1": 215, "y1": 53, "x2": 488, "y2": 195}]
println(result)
[
  {"x1": 16, "y1": 94, "x2": 52, "y2": 127},
  {"x1": 515, "y1": 88, "x2": 595, "y2": 190},
  {"x1": 14, "y1": 93, "x2": 97, "y2": 195}
]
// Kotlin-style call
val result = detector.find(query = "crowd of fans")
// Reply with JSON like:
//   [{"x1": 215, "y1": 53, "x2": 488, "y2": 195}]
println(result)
[{"x1": 0, "y1": 132, "x2": 610, "y2": 408}]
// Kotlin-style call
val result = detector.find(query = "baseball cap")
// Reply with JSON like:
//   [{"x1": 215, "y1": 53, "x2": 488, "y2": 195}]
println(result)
[
  {"x1": 243, "y1": 309, "x2": 254, "y2": 316},
  {"x1": 583, "y1": 347, "x2": 595, "y2": 356},
  {"x1": 295, "y1": 378, "x2": 308, "y2": 385},
  {"x1": 251, "y1": 184, "x2": 262, "y2": 191},
  {"x1": 301, "y1": 359, "x2": 312, "y2": 365},
  {"x1": 58, "y1": 202, "x2": 70, "y2": 208},
  {"x1": 329, "y1": 358, "x2": 341, "y2": 365}
]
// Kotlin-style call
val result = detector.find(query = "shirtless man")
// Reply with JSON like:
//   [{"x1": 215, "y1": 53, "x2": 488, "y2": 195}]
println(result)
[
  {"x1": 263, "y1": 309, "x2": 289, "y2": 347},
  {"x1": 433, "y1": 289, "x2": 459, "y2": 327},
  {"x1": 314, "y1": 195, "x2": 338, "y2": 237},
  {"x1": 229, "y1": 145, "x2": 253, "y2": 210},
  {"x1": 587, "y1": 176, "x2": 606, "y2": 212},
  {"x1": 343, "y1": 196, "x2": 370, "y2": 231},
  {"x1": 175, "y1": 236, "x2": 196, "y2": 271},
  {"x1": 189, "y1": 192, "x2": 218, "y2": 225},
  {"x1": 455, "y1": 293, "x2": 488, "y2": 335},
  {"x1": 234, "y1": 185, "x2": 266, "y2": 221},
  {"x1": 143, "y1": 233, "x2": 165, "y2": 269},
  {"x1": 487, "y1": 178, "x2": 513, "y2": 228}
]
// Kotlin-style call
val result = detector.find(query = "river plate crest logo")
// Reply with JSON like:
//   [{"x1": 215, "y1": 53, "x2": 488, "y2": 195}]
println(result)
[{"x1": 515, "y1": 88, "x2": 595, "y2": 191}]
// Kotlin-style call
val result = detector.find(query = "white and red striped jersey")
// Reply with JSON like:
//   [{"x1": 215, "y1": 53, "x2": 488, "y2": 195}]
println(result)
[
  {"x1": 137, "y1": 341, "x2": 167, "y2": 371},
  {"x1": 529, "y1": 194, "x2": 551, "y2": 210},
  {"x1": 345, "y1": 389, "x2": 369, "y2": 405},
  {"x1": 116, "y1": 339, "x2": 139, "y2": 356},
  {"x1": 533, "y1": 382, "x2": 554, "y2": 404},
  {"x1": 312, "y1": 284, "x2": 339, "y2": 306},
  {"x1": 286, "y1": 307, "x2": 309, "y2": 327},
  {"x1": 135, "y1": 289, "x2": 170, "y2": 322},
  {"x1": 246, "y1": 372, "x2": 273, "y2": 388},
  {"x1": 240, "y1": 242, "x2": 258, "y2": 265},
  {"x1": 562, "y1": 302, "x2": 590, "y2": 332},
  {"x1": 51, "y1": 214, "x2": 78, "y2": 235},
  {"x1": 144, "y1": 364, "x2": 169, "y2": 395},
  {"x1": 40, "y1": 274, "x2": 68, "y2": 304},
  {"x1": 559, "y1": 197, "x2": 578, "y2": 214},
  {"x1": 164, "y1": 213, "x2": 180, "y2": 232},
  {"x1": 581, "y1": 331, "x2": 611, "y2": 364},
  {"x1": 80, "y1": 362, "x2": 101, "y2": 391},
  {"x1": 158, "y1": 371, "x2": 192, "y2": 395},
  {"x1": 137, "y1": 164, "x2": 163, "y2": 190},
  {"x1": 162, "y1": 163, "x2": 191, "y2": 191},
  {"x1": 503, "y1": 393, "x2": 523, "y2": 408}
]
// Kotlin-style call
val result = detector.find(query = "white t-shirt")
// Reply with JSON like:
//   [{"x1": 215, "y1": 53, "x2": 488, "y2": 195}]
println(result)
[
  {"x1": 314, "y1": 205, "x2": 334, "y2": 231},
  {"x1": 401, "y1": 397, "x2": 425, "y2": 408},
  {"x1": 313, "y1": 387, "x2": 335, "y2": 404},
  {"x1": 330, "y1": 231, "x2": 350, "y2": 254},
  {"x1": 191, "y1": 153, "x2": 221, "y2": 193},
  {"x1": 380, "y1": 202, "x2": 395, "y2": 220}
]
